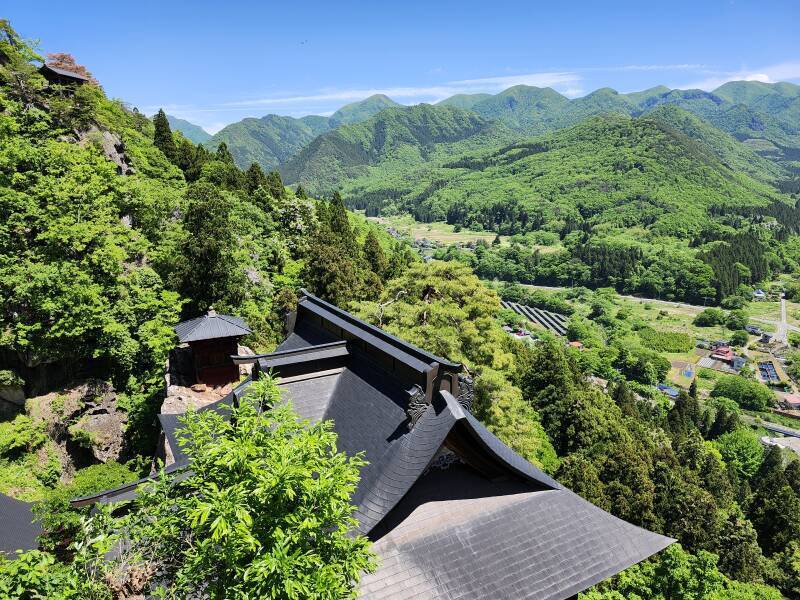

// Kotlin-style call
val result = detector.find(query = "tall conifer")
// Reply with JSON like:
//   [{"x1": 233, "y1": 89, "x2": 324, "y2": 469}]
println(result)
[{"x1": 153, "y1": 108, "x2": 177, "y2": 163}]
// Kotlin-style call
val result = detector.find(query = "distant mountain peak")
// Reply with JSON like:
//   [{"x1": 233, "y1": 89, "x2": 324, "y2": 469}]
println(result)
[{"x1": 166, "y1": 115, "x2": 211, "y2": 144}]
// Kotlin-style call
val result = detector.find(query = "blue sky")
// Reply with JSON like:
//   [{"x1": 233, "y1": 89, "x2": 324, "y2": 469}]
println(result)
[{"x1": 5, "y1": 0, "x2": 800, "y2": 132}]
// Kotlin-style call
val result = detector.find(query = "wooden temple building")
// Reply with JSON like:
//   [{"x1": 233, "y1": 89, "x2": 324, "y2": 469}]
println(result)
[
  {"x1": 38, "y1": 63, "x2": 90, "y2": 86},
  {"x1": 70, "y1": 290, "x2": 672, "y2": 599},
  {"x1": 173, "y1": 309, "x2": 251, "y2": 387}
]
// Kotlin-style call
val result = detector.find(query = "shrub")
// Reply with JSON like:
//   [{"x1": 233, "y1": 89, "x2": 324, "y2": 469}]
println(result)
[
  {"x1": 34, "y1": 461, "x2": 139, "y2": 552},
  {"x1": 694, "y1": 308, "x2": 726, "y2": 327},
  {"x1": 730, "y1": 330, "x2": 750, "y2": 347},
  {"x1": 715, "y1": 428, "x2": 764, "y2": 479},
  {"x1": 0, "y1": 415, "x2": 46, "y2": 458}
]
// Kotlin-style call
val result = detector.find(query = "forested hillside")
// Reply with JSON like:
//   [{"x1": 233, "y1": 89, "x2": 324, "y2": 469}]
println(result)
[
  {"x1": 281, "y1": 103, "x2": 512, "y2": 194},
  {"x1": 208, "y1": 94, "x2": 400, "y2": 171},
  {"x1": 166, "y1": 114, "x2": 211, "y2": 144},
  {"x1": 0, "y1": 17, "x2": 410, "y2": 517}
]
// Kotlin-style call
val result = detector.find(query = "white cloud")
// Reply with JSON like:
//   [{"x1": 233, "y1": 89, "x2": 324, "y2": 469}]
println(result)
[
  {"x1": 152, "y1": 62, "x2": 800, "y2": 131},
  {"x1": 223, "y1": 71, "x2": 582, "y2": 110},
  {"x1": 679, "y1": 61, "x2": 800, "y2": 90}
]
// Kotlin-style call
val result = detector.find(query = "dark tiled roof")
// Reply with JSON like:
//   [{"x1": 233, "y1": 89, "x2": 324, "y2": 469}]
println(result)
[
  {"x1": 75, "y1": 292, "x2": 673, "y2": 597},
  {"x1": 360, "y1": 464, "x2": 672, "y2": 600},
  {"x1": 174, "y1": 311, "x2": 251, "y2": 343},
  {"x1": 0, "y1": 493, "x2": 41, "y2": 554},
  {"x1": 39, "y1": 64, "x2": 90, "y2": 81}
]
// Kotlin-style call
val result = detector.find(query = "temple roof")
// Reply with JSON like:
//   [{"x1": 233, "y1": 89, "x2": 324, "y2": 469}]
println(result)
[
  {"x1": 73, "y1": 290, "x2": 673, "y2": 598},
  {"x1": 39, "y1": 63, "x2": 90, "y2": 82},
  {"x1": 174, "y1": 309, "x2": 251, "y2": 343},
  {"x1": 0, "y1": 493, "x2": 41, "y2": 556}
]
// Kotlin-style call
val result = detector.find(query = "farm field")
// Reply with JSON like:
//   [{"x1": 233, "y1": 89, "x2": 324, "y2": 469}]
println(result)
[{"x1": 368, "y1": 214, "x2": 563, "y2": 253}]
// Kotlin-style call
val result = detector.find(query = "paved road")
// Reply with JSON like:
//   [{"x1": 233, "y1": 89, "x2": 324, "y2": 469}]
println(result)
[
  {"x1": 741, "y1": 414, "x2": 800, "y2": 439},
  {"x1": 523, "y1": 284, "x2": 800, "y2": 337}
]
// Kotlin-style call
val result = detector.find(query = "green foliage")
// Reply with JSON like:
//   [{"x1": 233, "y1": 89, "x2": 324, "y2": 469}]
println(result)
[
  {"x1": 472, "y1": 367, "x2": 559, "y2": 473},
  {"x1": 638, "y1": 327, "x2": 694, "y2": 352},
  {"x1": 170, "y1": 182, "x2": 247, "y2": 314},
  {"x1": 730, "y1": 330, "x2": 750, "y2": 347},
  {"x1": 153, "y1": 108, "x2": 177, "y2": 163},
  {"x1": 582, "y1": 543, "x2": 782, "y2": 600},
  {"x1": 353, "y1": 261, "x2": 513, "y2": 369},
  {"x1": 33, "y1": 461, "x2": 139, "y2": 552},
  {"x1": 711, "y1": 376, "x2": 775, "y2": 411},
  {"x1": 0, "y1": 415, "x2": 46, "y2": 458},
  {"x1": 715, "y1": 428, "x2": 765, "y2": 479},
  {"x1": 97, "y1": 375, "x2": 376, "y2": 597},
  {"x1": 694, "y1": 307, "x2": 727, "y2": 327}
]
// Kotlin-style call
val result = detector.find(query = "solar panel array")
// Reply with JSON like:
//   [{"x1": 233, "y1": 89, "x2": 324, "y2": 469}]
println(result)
[{"x1": 501, "y1": 301, "x2": 568, "y2": 336}]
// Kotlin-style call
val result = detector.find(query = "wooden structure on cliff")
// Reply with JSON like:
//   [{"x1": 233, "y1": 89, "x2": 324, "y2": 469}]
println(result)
[{"x1": 174, "y1": 309, "x2": 251, "y2": 387}]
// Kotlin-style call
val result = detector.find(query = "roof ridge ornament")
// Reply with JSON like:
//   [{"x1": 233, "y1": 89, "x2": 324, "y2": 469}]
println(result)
[{"x1": 405, "y1": 384, "x2": 427, "y2": 428}]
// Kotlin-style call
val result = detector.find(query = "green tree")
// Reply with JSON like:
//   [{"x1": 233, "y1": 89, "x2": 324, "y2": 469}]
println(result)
[
  {"x1": 153, "y1": 108, "x2": 177, "y2": 163},
  {"x1": 266, "y1": 170, "x2": 286, "y2": 199},
  {"x1": 98, "y1": 375, "x2": 376, "y2": 597},
  {"x1": 244, "y1": 162, "x2": 268, "y2": 193},
  {"x1": 715, "y1": 428, "x2": 764, "y2": 479},
  {"x1": 215, "y1": 141, "x2": 235, "y2": 164},
  {"x1": 172, "y1": 182, "x2": 246, "y2": 313},
  {"x1": 711, "y1": 376, "x2": 774, "y2": 411},
  {"x1": 730, "y1": 330, "x2": 749, "y2": 347},
  {"x1": 363, "y1": 230, "x2": 388, "y2": 278}
]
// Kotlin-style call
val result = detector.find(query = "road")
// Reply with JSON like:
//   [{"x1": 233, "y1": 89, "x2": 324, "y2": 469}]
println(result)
[
  {"x1": 523, "y1": 284, "x2": 800, "y2": 340},
  {"x1": 740, "y1": 414, "x2": 800, "y2": 439}
]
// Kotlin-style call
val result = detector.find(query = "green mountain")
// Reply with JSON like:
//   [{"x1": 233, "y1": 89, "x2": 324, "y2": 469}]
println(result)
[
  {"x1": 328, "y1": 93, "x2": 400, "y2": 127},
  {"x1": 166, "y1": 115, "x2": 211, "y2": 144},
  {"x1": 281, "y1": 104, "x2": 509, "y2": 194},
  {"x1": 338, "y1": 111, "x2": 789, "y2": 234},
  {"x1": 437, "y1": 93, "x2": 492, "y2": 110},
  {"x1": 644, "y1": 105, "x2": 784, "y2": 183},
  {"x1": 207, "y1": 114, "x2": 329, "y2": 171},
  {"x1": 207, "y1": 94, "x2": 402, "y2": 171},
  {"x1": 467, "y1": 85, "x2": 570, "y2": 134}
]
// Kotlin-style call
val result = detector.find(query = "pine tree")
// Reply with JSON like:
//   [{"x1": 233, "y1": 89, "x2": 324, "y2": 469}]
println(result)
[
  {"x1": 329, "y1": 191, "x2": 352, "y2": 240},
  {"x1": 263, "y1": 171, "x2": 284, "y2": 200},
  {"x1": 363, "y1": 230, "x2": 388, "y2": 278},
  {"x1": 215, "y1": 141, "x2": 235, "y2": 164},
  {"x1": 153, "y1": 108, "x2": 177, "y2": 163},
  {"x1": 295, "y1": 184, "x2": 308, "y2": 199},
  {"x1": 172, "y1": 182, "x2": 246, "y2": 314},
  {"x1": 244, "y1": 163, "x2": 268, "y2": 193},
  {"x1": 689, "y1": 377, "x2": 698, "y2": 399}
]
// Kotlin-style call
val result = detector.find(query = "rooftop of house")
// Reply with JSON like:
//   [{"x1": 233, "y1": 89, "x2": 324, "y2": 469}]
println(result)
[
  {"x1": 174, "y1": 309, "x2": 252, "y2": 344},
  {"x1": 72, "y1": 289, "x2": 673, "y2": 599}
]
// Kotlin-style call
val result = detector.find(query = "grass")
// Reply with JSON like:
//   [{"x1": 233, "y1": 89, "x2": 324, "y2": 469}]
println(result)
[{"x1": 369, "y1": 214, "x2": 506, "y2": 244}]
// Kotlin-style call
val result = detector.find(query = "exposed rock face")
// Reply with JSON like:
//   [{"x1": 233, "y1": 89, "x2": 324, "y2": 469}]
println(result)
[
  {"x1": 77, "y1": 126, "x2": 134, "y2": 175},
  {"x1": 237, "y1": 344, "x2": 256, "y2": 378},
  {"x1": 27, "y1": 379, "x2": 128, "y2": 474}
]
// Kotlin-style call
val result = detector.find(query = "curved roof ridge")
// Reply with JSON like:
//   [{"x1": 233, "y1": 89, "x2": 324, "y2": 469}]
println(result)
[
  {"x1": 298, "y1": 289, "x2": 462, "y2": 369},
  {"x1": 352, "y1": 395, "x2": 460, "y2": 534}
]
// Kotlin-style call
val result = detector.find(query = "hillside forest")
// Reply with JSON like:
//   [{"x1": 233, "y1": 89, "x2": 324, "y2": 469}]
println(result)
[{"x1": 1, "y1": 19, "x2": 800, "y2": 599}]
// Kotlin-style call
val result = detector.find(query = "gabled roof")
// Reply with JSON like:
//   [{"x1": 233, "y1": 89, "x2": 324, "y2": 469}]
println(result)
[
  {"x1": 174, "y1": 310, "x2": 251, "y2": 343},
  {"x1": 0, "y1": 493, "x2": 41, "y2": 555},
  {"x1": 39, "y1": 63, "x2": 90, "y2": 81}
]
